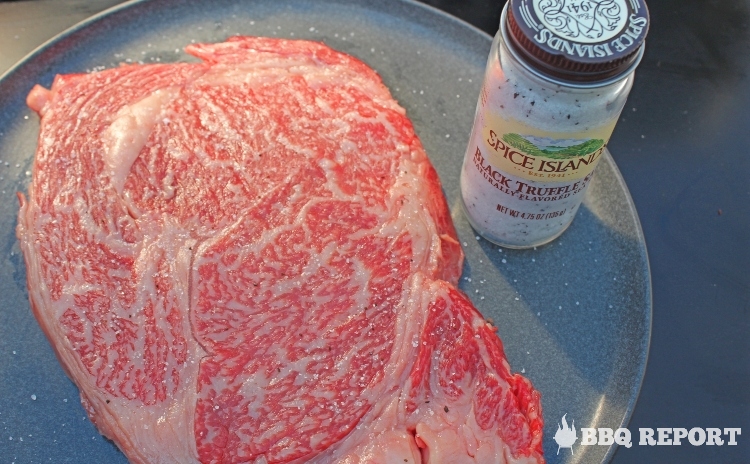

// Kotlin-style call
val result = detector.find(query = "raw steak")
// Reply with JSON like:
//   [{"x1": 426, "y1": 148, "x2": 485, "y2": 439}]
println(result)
[{"x1": 17, "y1": 37, "x2": 544, "y2": 464}]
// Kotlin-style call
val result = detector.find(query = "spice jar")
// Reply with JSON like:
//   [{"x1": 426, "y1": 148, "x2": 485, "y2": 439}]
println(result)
[{"x1": 460, "y1": 0, "x2": 649, "y2": 248}]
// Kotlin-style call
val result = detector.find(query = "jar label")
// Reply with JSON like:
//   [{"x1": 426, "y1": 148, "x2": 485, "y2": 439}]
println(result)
[{"x1": 478, "y1": 110, "x2": 615, "y2": 182}]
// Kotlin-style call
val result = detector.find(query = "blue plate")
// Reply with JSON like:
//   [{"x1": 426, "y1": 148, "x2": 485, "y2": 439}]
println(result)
[{"x1": 0, "y1": 0, "x2": 651, "y2": 462}]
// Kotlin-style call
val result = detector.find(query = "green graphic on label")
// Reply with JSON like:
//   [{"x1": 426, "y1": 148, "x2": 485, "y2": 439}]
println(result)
[{"x1": 503, "y1": 133, "x2": 605, "y2": 160}]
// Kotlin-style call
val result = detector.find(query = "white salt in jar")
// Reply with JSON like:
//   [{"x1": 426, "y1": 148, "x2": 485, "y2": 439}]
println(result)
[{"x1": 460, "y1": 0, "x2": 649, "y2": 248}]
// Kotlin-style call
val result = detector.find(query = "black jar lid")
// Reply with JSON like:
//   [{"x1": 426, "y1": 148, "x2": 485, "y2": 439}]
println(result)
[{"x1": 506, "y1": 0, "x2": 649, "y2": 83}]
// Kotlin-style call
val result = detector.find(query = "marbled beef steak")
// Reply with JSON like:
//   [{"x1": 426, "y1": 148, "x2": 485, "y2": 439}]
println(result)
[{"x1": 17, "y1": 37, "x2": 543, "y2": 464}]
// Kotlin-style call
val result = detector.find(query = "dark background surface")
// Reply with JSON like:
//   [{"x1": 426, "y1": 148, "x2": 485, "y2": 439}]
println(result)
[{"x1": 0, "y1": 0, "x2": 748, "y2": 463}]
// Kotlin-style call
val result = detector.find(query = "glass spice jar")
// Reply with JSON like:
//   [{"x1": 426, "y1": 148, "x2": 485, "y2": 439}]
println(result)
[{"x1": 460, "y1": 0, "x2": 649, "y2": 248}]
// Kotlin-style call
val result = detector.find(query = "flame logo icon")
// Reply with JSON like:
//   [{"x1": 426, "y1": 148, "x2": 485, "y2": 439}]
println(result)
[{"x1": 553, "y1": 413, "x2": 578, "y2": 455}]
